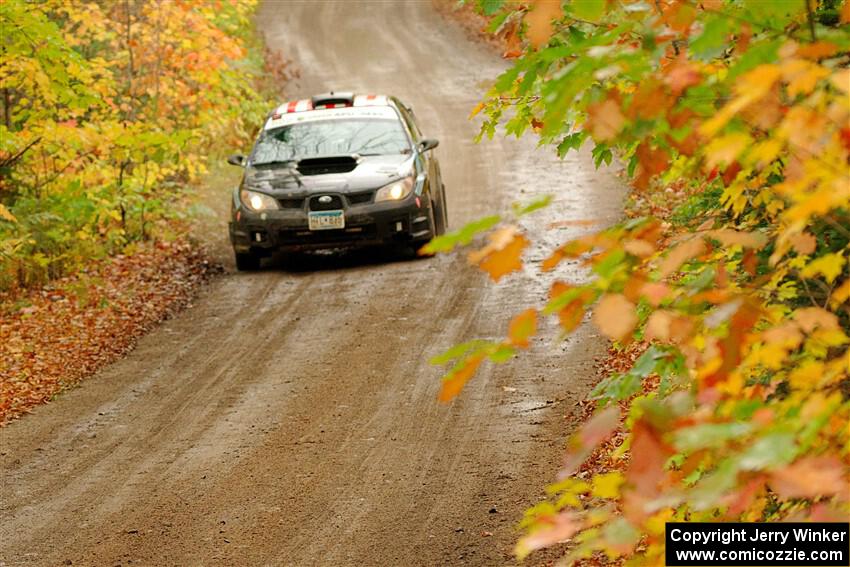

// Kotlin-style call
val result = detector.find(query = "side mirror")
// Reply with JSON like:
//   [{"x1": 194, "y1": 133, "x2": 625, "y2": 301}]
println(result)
[
  {"x1": 418, "y1": 138, "x2": 439, "y2": 152},
  {"x1": 227, "y1": 154, "x2": 246, "y2": 167}
]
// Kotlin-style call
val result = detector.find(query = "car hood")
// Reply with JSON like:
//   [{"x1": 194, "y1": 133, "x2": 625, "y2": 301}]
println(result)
[{"x1": 243, "y1": 154, "x2": 413, "y2": 196}]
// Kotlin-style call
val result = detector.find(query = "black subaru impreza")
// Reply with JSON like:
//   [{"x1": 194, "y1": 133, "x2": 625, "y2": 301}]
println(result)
[{"x1": 227, "y1": 92, "x2": 448, "y2": 270}]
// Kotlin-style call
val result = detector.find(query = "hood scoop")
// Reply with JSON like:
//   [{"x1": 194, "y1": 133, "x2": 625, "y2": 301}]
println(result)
[{"x1": 297, "y1": 155, "x2": 358, "y2": 176}]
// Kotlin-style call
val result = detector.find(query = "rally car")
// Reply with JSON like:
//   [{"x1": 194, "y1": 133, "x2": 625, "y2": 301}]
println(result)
[{"x1": 227, "y1": 92, "x2": 448, "y2": 270}]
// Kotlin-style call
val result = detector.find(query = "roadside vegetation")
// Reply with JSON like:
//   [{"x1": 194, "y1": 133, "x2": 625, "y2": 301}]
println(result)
[
  {"x1": 429, "y1": 0, "x2": 850, "y2": 563},
  {"x1": 0, "y1": 0, "x2": 277, "y2": 421}
]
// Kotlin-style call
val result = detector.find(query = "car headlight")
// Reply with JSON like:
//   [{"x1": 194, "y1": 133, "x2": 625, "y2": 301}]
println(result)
[
  {"x1": 375, "y1": 177, "x2": 414, "y2": 202},
  {"x1": 240, "y1": 189, "x2": 279, "y2": 212}
]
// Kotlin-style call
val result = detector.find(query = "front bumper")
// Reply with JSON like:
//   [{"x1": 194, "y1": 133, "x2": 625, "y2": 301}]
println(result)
[{"x1": 229, "y1": 197, "x2": 431, "y2": 254}]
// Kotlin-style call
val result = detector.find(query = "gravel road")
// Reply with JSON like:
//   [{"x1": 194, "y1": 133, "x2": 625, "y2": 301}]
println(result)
[{"x1": 0, "y1": 2, "x2": 624, "y2": 565}]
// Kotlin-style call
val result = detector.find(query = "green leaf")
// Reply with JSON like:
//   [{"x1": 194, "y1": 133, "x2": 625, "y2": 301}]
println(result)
[
  {"x1": 494, "y1": 65, "x2": 522, "y2": 93},
  {"x1": 727, "y1": 38, "x2": 782, "y2": 80},
  {"x1": 738, "y1": 432, "x2": 798, "y2": 471},
  {"x1": 593, "y1": 248, "x2": 627, "y2": 280},
  {"x1": 488, "y1": 343, "x2": 516, "y2": 363},
  {"x1": 602, "y1": 517, "x2": 639, "y2": 548},
  {"x1": 557, "y1": 132, "x2": 585, "y2": 156},
  {"x1": 690, "y1": 13, "x2": 736, "y2": 60},
  {"x1": 420, "y1": 215, "x2": 501, "y2": 254},
  {"x1": 742, "y1": 0, "x2": 805, "y2": 31},
  {"x1": 631, "y1": 346, "x2": 668, "y2": 377},
  {"x1": 673, "y1": 422, "x2": 754, "y2": 452},
  {"x1": 591, "y1": 143, "x2": 613, "y2": 167},
  {"x1": 544, "y1": 284, "x2": 595, "y2": 315},
  {"x1": 430, "y1": 340, "x2": 489, "y2": 365},
  {"x1": 591, "y1": 372, "x2": 641, "y2": 404},
  {"x1": 512, "y1": 195, "x2": 553, "y2": 217},
  {"x1": 690, "y1": 459, "x2": 738, "y2": 510},
  {"x1": 571, "y1": 0, "x2": 606, "y2": 22},
  {"x1": 479, "y1": 0, "x2": 504, "y2": 16},
  {"x1": 486, "y1": 11, "x2": 510, "y2": 33}
]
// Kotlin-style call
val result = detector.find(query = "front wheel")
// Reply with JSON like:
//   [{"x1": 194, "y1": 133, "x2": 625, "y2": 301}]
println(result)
[
  {"x1": 433, "y1": 184, "x2": 448, "y2": 236},
  {"x1": 412, "y1": 202, "x2": 438, "y2": 257},
  {"x1": 234, "y1": 250, "x2": 261, "y2": 271}
]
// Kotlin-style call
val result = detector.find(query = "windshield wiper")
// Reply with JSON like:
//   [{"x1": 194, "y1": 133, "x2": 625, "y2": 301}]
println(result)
[{"x1": 351, "y1": 150, "x2": 410, "y2": 157}]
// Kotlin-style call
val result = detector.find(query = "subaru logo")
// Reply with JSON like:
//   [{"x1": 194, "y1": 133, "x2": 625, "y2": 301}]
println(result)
[{"x1": 318, "y1": 195, "x2": 332, "y2": 204}]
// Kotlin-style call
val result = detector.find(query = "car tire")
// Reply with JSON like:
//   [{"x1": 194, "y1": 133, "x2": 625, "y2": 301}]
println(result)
[
  {"x1": 433, "y1": 184, "x2": 448, "y2": 236},
  {"x1": 234, "y1": 250, "x2": 261, "y2": 271},
  {"x1": 411, "y1": 203, "x2": 437, "y2": 257}
]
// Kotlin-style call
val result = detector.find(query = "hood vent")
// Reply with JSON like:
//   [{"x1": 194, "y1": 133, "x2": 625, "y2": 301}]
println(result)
[{"x1": 297, "y1": 156, "x2": 358, "y2": 176}]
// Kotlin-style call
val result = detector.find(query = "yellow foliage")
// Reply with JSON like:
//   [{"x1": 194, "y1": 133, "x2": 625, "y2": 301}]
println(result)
[{"x1": 591, "y1": 472, "x2": 625, "y2": 499}]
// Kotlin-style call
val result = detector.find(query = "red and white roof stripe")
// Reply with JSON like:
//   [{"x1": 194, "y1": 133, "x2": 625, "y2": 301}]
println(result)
[
  {"x1": 353, "y1": 94, "x2": 388, "y2": 107},
  {"x1": 272, "y1": 94, "x2": 390, "y2": 118},
  {"x1": 264, "y1": 94, "x2": 396, "y2": 129},
  {"x1": 272, "y1": 98, "x2": 314, "y2": 118}
]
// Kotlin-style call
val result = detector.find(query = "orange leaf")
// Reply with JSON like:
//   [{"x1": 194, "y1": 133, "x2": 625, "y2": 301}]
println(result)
[
  {"x1": 707, "y1": 228, "x2": 767, "y2": 249},
  {"x1": 468, "y1": 225, "x2": 529, "y2": 281},
  {"x1": 593, "y1": 294, "x2": 637, "y2": 341},
  {"x1": 664, "y1": 58, "x2": 702, "y2": 94},
  {"x1": 562, "y1": 406, "x2": 621, "y2": 475},
  {"x1": 516, "y1": 511, "x2": 582, "y2": 560},
  {"x1": 508, "y1": 308, "x2": 538, "y2": 348},
  {"x1": 770, "y1": 457, "x2": 850, "y2": 500},
  {"x1": 762, "y1": 322, "x2": 803, "y2": 347},
  {"x1": 634, "y1": 142, "x2": 669, "y2": 190},
  {"x1": 831, "y1": 278, "x2": 850, "y2": 308},
  {"x1": 628, "y1": 80, "x2": 671, "y2": 120},
  {"x1": 438, "y1": 353, "x2": 485, "y2": 402},
  {"x1": 542, "y1": 234, "x2": 597, "y2": 271},
  {"x1": 627, "y1": 420, "x2": 672, "y2": 496},
  {"x1": 659, "y1": 237, "x2": 705, "y2": 278},
  {"x1": 742, "y1": 249, "x2": 758, "y2": 276},
  {"x1": 781, "y1": 58, "x2": 830, "y2": 97},
  {"x1": 623, "y1": 238, "x2": 656, "y2": 257},
  {"x1": 640, "y1": 281, "x2": 671, "y2": 306},
  {"x1": 740, "y1": 86, "x2": 783, "y2": 130},
  {"x1": 703, "y1": 300, "x2": 760, "y2": 387},
  {"x1": 789, "y1": 231, "x2": 817, "y2": 255},
  {"x1": 525, "y1": 0, "x2": 562, "y2": 49},
  {"x1": 793, "y1": 307, "x2": 839, "y2": 332},
  {"x1": 645, "y1": 310, "x2": 693, "y2": 344},
  {"x1": 586, "y1": 97, "x2": 625, "y2": 142},
  {"x1": 480, "y1": 236, "x2": 529, "y2": 281},
  {"x1": 550, "y1": 282, "x2": 592, "y2": 332},
  {"x1": 659, "y1": 1, "x2": 697, "y2": 32},
  {"x1": 502, "y1": 21, "x2": 522, "y2": 58},
  {"x1": 797, "y1": 42, "x2": 838, "y2": 60}
]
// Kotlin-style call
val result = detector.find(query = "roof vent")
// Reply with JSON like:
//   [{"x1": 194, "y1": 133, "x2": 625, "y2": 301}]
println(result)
[{"x1": 311, "y1": 91, "x2": 355, "y2": 108}]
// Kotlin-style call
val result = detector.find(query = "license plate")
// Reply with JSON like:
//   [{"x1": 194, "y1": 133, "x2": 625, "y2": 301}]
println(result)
[{"x1": 308, "y1": 210, "x2": 345, "y2": 230}]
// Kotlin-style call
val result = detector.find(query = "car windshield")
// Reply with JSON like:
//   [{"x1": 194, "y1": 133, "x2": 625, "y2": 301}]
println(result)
[{"x1": 252, "y1": 118, "x2": 411, "y2": 164}]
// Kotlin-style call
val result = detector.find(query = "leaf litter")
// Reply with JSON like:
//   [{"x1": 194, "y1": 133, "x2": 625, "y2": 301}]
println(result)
[{"x1": 0, "y1": 240, "x2": 217, "y2": 425}]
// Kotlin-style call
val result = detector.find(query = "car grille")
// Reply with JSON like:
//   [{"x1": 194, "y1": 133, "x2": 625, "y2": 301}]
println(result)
[
  {"x1": 309, "y1": 195, "x2": 344, "y2": 211},
  {"x1": 277, "y1": 197, "x2": 305, "y2": 209},
  {"x1": 278, "y1": 224, "x2": 378, "y2": 245},
  {"x1": 346, "y1": 191, "x2": 373, "y2": 205}
]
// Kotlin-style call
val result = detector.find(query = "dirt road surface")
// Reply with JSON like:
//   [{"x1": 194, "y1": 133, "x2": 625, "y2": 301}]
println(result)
[{"x1": 0, "y1": 2, "x2": 624, "y2": 566}]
